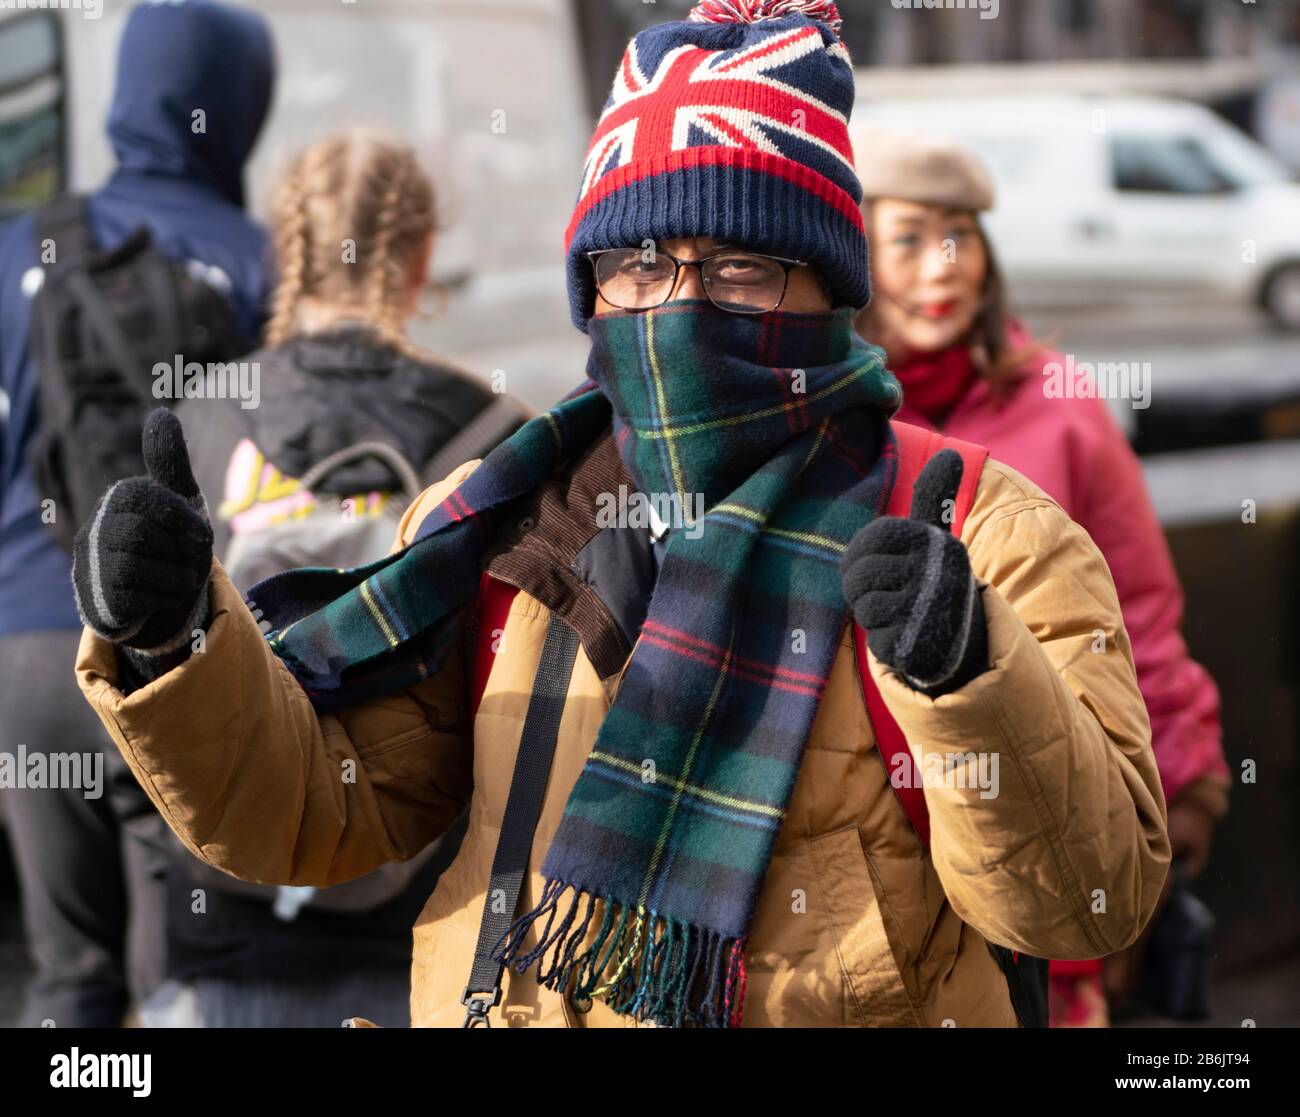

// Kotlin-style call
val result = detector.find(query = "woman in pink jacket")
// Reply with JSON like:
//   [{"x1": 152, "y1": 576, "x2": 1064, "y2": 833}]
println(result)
[{"x1": 853, "y1": 129, "x2": 1230, "y2": 1027}]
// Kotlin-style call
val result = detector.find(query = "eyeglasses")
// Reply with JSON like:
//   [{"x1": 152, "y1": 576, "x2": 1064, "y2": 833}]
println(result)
[{"x1": 587, "y1": 247, "x2": 809, "y2": 315}]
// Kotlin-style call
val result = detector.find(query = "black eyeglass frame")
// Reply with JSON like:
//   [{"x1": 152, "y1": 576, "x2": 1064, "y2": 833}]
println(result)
[{"x1": 585, "y1": 247, "x2": 810, "y2": 315}]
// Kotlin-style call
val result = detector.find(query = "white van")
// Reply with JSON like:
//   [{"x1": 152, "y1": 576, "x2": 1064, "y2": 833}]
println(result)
[{"x1": 852, "y1": 95, "x2": 1300, "y2": 330}]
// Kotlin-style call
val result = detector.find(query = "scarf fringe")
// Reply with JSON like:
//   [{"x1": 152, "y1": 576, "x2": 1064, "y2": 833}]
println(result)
[{"x1": 494, "y1": 881, "x2": 748, "y2": 1028}]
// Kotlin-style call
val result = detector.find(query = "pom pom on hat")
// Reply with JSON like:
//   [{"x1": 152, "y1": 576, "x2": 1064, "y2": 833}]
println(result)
[
  {"x1": 689, "y1": 0, "x2": 843, "y2": 39},
  {"x1": 565, "y1": 0, "x2": 866, "y2": 330}
]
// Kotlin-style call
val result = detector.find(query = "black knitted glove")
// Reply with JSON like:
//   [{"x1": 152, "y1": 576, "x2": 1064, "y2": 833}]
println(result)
[
  {"x1": 840, "y1": 449, "x2": 989, "y2": 696},
  {"x1": 72, "y1": 409, "x2": 214, "y2": 678}
]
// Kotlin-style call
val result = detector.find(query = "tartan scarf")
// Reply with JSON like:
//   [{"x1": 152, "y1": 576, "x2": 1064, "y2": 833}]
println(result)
[{"x1": 246, "y1": 302, "x2": 903, "y2": 1026}]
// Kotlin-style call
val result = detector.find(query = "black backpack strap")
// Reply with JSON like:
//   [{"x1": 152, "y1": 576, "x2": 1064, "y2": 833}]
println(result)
[
  {"x1": 139, "y1": 246, "x2": 185, "y2": 349},
  {"x1": 61, "y1": 269, "x2": 151, "y2": 405},
  {"x1": 34, "y1": 194, "x2": 95, "y2": 274},
  {"x1": 461, "y1": 613, "x2": 580, "y2": 1027},
  {"x1": 30, "y1": 194, "x2": 149, "y2": 416},
  {"x1": 990, "y1": 944, "x2": 1050, "y2": 1028}
]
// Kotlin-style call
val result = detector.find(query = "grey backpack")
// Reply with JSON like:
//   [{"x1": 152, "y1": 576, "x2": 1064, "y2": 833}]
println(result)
[
  {"x1": 223, "y1": 440, "x2": 423, "y2": 591},
  {"x1": 224, "y1": 394, "x2": 527, "y2": 588},
  {"x1": 192, "y1": 442, "x2": 432, "y2": 917},
  {"x1": 192, "y1": 401, "x2": 527, "y2": 918}
]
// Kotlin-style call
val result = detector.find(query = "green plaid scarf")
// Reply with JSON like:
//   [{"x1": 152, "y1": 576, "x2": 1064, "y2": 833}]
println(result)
[{"x1": 248, "y1": 302, "x2": 901, "y2": 1027}]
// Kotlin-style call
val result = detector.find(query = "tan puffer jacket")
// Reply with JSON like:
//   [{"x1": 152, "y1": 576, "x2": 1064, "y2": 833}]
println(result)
[{"x1": 76, "y1": 455, "x2": 1170, "y2": 1027}]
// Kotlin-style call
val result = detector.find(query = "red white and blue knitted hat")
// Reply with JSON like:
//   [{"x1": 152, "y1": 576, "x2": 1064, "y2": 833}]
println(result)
[{"x1": 565, "y1": 0, "x2": 867, "y2": 330}]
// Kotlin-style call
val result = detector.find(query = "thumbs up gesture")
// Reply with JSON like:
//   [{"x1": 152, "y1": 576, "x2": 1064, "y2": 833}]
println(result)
[
  {"x1": 840, "y1": 450, "x2": 989, "y2": 696},
  {"x1": 72, "y1": 409, "x2": 214, "y2": 652}
]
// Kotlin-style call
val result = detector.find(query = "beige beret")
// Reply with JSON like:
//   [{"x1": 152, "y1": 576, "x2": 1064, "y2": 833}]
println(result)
[{"x1": 853, "y1": 127, "x2": 996, "y2": 212}]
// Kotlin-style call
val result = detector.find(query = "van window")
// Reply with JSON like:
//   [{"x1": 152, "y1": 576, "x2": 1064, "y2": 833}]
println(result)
[
  {"x1": 0, "y1": 11, "x2": 65, "y2": 218},
  {"x1": 1110, "y1": 135, "x2": 1237, "y2": 195}
]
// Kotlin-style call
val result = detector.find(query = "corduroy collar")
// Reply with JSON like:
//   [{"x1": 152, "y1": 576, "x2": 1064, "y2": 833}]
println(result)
[{"x1": 484, "y1": 427, "x2": 637, "y2": 681}]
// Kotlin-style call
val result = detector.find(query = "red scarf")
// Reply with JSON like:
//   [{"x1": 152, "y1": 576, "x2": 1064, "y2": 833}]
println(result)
[{"x1": 891, "y1": 346, "x2": 978, "y2": 426}]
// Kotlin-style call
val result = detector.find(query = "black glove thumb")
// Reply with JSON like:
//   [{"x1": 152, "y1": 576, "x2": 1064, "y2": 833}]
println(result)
[
  {"x1": 71, "y1": 407, "x2": 213, "y2": 652},
  {"x1": 840, "y1": 445, "x2": 988, "y2": 695},
  {"x1": 909, "y1": 448, "x2": 964, "y2": 531},
  {"x1": 142, "y1": 407, "x2": 202, "y2": 506}
]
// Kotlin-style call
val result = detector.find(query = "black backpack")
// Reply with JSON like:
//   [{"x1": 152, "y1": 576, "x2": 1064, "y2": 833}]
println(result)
[{"x1": 26, "y1": 194, "x2": 242, "y2": 550}]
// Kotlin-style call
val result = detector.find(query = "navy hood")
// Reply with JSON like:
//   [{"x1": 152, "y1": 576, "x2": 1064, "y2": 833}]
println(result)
[{"x1": 106, "y1": 0, "x2": 274, "y2": 207}]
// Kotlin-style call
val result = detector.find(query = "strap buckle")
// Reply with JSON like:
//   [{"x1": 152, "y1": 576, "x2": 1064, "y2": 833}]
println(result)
[{"x1": 461, "y1": 985, "x2": 501, "y2": 1028}]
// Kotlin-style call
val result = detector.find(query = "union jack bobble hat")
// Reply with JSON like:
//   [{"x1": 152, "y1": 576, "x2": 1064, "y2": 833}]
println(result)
[{"x1": 566, "y1": 0, "x2": 868, "y2": 331}]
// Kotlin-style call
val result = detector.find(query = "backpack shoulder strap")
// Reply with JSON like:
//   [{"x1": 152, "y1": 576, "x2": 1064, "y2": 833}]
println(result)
[
  {"x1": 31, "y1": 193, "x2": 153, "y2": 399},
  {"x1": 853, "y1": 420, "x2": 990, "y2": 849},
  {"x1": 462, "y1": 608, "x2": 579, "y2": 1025},
  {"x1": 34, "y1": 194, "x2": 95, "y2": 273},
  {"x1": 884, "y1": 420, "x2": 987, "y2": 520}
]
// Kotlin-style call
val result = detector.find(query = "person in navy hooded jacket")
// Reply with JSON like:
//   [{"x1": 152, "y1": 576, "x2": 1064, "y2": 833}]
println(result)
[{"x1": 0, "y1": 0, "x2": 274, "y2": 1026}]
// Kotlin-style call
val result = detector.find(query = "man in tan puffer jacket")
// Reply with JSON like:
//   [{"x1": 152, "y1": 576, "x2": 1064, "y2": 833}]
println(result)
[
  {"x1": 73, "y1": 434, "x2": 1169, "y2": 1029},
  {"x1": 71, "y1": 2, "x2": 1169, "y2": 1028}
]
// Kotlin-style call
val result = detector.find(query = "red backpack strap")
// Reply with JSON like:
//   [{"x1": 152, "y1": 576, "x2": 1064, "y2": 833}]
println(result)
[
  {"x1": 883, "y1": 421, "x2": 986, "y2": 520},
  {"x1": 471, "y1": 573, "x2": 519, "y2": 718},
  {"x1": 853, "y1": 421, "x2": 990, "y2": 849}
]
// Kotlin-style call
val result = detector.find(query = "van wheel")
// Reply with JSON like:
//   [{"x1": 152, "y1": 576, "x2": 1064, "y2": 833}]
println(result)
[{"x1": 1261, "y1": 262, "x2": 1300, "y2": 330}]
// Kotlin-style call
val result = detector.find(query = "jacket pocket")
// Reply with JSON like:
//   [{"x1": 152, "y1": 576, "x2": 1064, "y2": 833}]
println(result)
[{"x1": 807, "y1": 827, "x2": 924, "y2": 1027}]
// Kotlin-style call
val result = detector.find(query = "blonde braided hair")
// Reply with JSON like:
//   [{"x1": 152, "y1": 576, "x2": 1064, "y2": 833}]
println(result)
[{"x1": 264, "y1": 131, "x2": 436, "y2": 358}]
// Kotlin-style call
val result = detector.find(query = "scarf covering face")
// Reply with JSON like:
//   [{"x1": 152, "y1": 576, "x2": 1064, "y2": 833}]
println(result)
[{"x1": 246, "y1": 302, "x2": 903, "y2": 1026}]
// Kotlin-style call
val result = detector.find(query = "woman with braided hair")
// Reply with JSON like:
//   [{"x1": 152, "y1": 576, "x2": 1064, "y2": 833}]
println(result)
[
  {"x1": 176, "y1": 131, "x2": 523, "y2": 565},
  {"x1": 135, "y1": 132, "x2": 523, "y2": 1027},
  {"x1": 72, "y1": 3, "x2": 1168, "y2": 1028}
]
